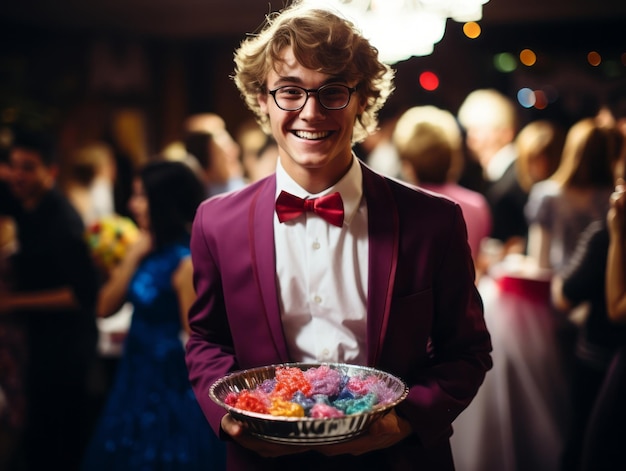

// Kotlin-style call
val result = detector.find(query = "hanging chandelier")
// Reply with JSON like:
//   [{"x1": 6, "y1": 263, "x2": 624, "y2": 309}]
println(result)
[{"x1": 304, "y1": 0, "x2": 490, "y2": 64}]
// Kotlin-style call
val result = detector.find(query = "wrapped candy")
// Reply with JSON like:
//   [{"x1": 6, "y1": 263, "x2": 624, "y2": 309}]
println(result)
[
  {"x1": 304, "y1": 364, "x2": 343, "y2": 397},
  {"x1": 227, "y1": 366, "x2": 396, "y2": 418},
  {"x1": 368, "y1": 381, "x2": 399, "y2": 405},
  {"x1": 310, "y1": 403, "x2": 345, "y2": 419},
  {"x1": 292, "y1": 391, "x2": 315, "y2": 412},
  {"x1": 272, "y1": 366, "x2": 312, "y2": 400},
  {"x1": 346, "y1": 375, "x2": 379, "y2": 396},
  {"x1": 269, "y1": 397, "x2": 305, "y2": 417},
  {"x1": 334, "y1": 392, "x2": 378, "y2": 415},
  {"x1": 233, "y1": 390, "x2": 270, "y2": 414}
]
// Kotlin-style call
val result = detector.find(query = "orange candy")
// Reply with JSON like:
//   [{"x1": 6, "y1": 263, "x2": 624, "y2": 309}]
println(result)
[{"x1": 272, "y1": 366, "x2": 312, "y2": 400}]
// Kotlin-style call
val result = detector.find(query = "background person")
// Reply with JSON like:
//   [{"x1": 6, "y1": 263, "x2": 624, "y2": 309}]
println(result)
[
  {"x1": 82, "y1": 159, "x2": 226, "y2": 470},
  {"x1": 0, "y1": 126, "x2": 99, "y2": 471}
]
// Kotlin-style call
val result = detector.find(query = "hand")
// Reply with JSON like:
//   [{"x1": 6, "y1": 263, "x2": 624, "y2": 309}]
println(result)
[
  {"x1": 608, "y1": 179, "x2": 626, "y2": 235},
  {"x1": 220, "y1": 413, "x2": 313, "y2": 458},
  {"x1": 221, "y1": 408, "x2": 411, "y2": 459},
  {"x1": 315, "y1": 409, "x2": 411, "y2": 456},
  {"x1": 125, "y1": 230, "x2": 153, "y2": 263}
]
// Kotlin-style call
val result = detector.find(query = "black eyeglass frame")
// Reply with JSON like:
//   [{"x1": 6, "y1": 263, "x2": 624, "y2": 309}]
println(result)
[{"x1": 267, "y1": 83, "x2": 358, "y2": 111}]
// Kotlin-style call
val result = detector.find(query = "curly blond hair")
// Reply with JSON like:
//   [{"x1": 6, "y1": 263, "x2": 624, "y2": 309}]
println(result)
[{"x1": 232, "y1": 1, "x2": 395, "y2": 144}]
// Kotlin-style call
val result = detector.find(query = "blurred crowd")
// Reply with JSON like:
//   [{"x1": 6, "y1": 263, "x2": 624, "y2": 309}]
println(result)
[{"x1": 0, "y1": 81, "x2": 625, "y2": 470}]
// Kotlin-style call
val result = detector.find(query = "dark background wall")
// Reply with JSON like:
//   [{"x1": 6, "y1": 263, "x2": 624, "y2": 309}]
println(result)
[{"x1": 1, "y1": 0, "x2": 625, "y2": 160}]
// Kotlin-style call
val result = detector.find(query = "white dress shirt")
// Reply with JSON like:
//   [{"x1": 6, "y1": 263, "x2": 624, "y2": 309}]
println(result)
[{"x1": 274, "y1": 156, "x2": 369, "y2": 365}]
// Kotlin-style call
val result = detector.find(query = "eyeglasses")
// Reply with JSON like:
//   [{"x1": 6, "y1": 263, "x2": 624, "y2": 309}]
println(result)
[{"x1": 268, "y1": 84, "x2": 357, "y2": 111}]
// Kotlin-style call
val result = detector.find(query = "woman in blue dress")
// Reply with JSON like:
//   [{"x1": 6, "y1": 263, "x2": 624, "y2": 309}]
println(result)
[{"x1": 82, "y1": 160, "x2": 226, "y2": 470}]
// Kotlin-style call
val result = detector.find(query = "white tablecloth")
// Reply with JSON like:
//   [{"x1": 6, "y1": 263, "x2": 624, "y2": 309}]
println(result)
[{"x1": 451, "y1": 271, "x2": 570, "y2": 471}]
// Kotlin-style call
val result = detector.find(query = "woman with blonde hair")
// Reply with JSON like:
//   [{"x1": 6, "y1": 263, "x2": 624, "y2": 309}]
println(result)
[{"x1": 527, "y1": 118, "x2": 618, "y2": 271}]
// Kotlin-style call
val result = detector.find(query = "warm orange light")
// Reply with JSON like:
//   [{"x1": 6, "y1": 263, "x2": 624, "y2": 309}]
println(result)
[
  {"x1": 519, "y1": 49, "x2": 537, "y2": 66},
  {"x1": 463, "y1": 22, "x2": 481, "y2": 39},
  {"x1": 587, "y1": 51, "x2": 602, "y2": 66}
]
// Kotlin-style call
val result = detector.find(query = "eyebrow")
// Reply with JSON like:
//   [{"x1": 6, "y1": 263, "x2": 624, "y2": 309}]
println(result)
[{"x1": 270, "y1": 75, "x2": 348, "y2": 88}]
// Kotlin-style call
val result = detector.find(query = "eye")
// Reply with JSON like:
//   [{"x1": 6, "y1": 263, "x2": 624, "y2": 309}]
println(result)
[
  {"x1": 321, "y1": 86, "x2": 347, "y2": 97},
  {"x1": 319, "y1": 85, "x2": 351, "y2": 108},
  {"x1": 277, "y1": 86, "x2": 305, "y2": 100}
]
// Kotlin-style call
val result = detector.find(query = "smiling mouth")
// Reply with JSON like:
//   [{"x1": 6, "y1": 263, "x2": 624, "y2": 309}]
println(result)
[{"x1": 292, "y1": 130, "x2": 331, "y2": 140}]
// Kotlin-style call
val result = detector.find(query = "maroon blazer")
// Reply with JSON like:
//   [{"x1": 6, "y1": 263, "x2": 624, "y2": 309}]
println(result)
[{"x1": 186, "y1": 162, "x2": 492, "y2": 470}]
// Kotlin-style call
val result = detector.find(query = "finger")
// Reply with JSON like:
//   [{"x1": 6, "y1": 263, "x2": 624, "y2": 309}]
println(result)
[
  {"x1": 368, "y1": 412, "x2": 400, "y2": 436},
  {"x1": 221, "y1": 414, "x2": 243, "y2": 437}
]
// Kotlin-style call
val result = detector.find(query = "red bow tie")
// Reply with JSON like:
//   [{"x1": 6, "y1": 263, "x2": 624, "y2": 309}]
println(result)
[{"x1": 275, "y1": 190, "x2": 344, "y2": 227}]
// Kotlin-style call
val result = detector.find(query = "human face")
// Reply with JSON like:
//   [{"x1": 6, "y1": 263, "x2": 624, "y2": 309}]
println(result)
[
  {"x1": 465, "y1": 124, "x2": 514, "y2": 168},
  {"x1": 9, "y1": 147, "x2": 56, "y2": 208},
  {"x1": 128, "y1": 178, "x2": 150, "y2": 231},
  {"x1": 257, "y1": 47, "x2": 365, "y2": 192}
]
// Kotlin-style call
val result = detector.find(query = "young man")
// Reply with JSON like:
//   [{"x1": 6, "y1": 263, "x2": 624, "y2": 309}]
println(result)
[
  {"x1": 185, "y1": 3, "x2": 492, "y2": 470},
  {"x1": 0, "y1": 127, "x2": 99, "y2": 471}
]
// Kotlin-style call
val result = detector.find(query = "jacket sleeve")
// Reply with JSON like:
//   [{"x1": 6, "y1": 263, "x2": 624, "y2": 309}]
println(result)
[{"x1": 185, "y1": 201, "x2": 238, "y2": 437}]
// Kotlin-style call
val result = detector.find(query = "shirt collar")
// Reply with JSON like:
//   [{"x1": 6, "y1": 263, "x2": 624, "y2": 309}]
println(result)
[
  {"x1": 484, "y1": 143, "x2": 517, "y2": 181},
  {"x1": 275, "y1": 155, "x2": 363, "y2": 226}
]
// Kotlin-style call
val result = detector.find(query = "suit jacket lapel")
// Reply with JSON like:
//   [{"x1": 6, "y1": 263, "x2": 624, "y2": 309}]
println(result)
[
  {"x1": 248, "y1": 176, "x2": 290, "y2": 362},
  {"x1": 362, "y1": 164, "x2": 398, "y2": 366}
]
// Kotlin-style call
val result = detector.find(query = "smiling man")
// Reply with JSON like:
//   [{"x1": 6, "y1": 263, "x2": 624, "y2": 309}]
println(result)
[{"x1": 185, "y1": 2, "x2": 492, "y2": 470}]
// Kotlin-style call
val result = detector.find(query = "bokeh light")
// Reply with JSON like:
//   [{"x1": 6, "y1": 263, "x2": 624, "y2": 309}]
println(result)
[
  {"x1": 493, "y1": 52, "x2": 517, "y2": 73},
  {"x1": 419, "y1": 71, "x2": 439, "y2": 91},
  {"x1": 533, "y1": 90, "x2": 548, "y2": 110},
  {"x1": 519, "y1": 49, "x2": 537, "y2": 66},
  {"x1": 514, "y1": 87, "x2": 558, "y2": 110},
  {"x1": 517, "y1": 88, "x2": 535, "y2": 108},
  {"x1": 463, "y1": 22, "x2": 482, "y2": 39},
  {"x1": 587, "y1": 51, "x2": 601, "y2": 66}
]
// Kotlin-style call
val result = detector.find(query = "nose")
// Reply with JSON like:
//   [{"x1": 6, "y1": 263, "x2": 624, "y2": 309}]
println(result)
[{"x1": 299, "y1": 92, "x2": 326, "y2": 120}]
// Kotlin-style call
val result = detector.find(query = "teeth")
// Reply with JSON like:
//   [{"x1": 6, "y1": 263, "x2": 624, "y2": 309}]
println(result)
[{"x1": 294, "y1": 130, "x2": 329, "y2": 140}]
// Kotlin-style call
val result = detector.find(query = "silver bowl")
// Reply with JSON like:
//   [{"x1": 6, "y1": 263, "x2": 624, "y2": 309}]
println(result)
[{"x1": 209, "y1": 362, "x2": 408, "y2": 445}]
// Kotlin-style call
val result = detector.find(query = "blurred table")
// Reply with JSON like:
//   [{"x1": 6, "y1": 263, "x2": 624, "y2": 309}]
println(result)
[{"x1": 451, "y1": 257, "x2": 569, "y2": 471}]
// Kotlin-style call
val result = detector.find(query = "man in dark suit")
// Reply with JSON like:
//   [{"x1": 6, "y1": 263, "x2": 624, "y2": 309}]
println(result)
[
  {"x1": 457, "y1": 88, "x2": 529, "y2": 251},
  {"x1": 185, "y1": 3, "x2": 492, "y2": 470}
]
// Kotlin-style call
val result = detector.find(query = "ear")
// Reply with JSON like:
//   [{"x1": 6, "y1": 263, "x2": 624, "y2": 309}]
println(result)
[{"x1": 258, "y1": 92, "x2": 269, "y2": 114}]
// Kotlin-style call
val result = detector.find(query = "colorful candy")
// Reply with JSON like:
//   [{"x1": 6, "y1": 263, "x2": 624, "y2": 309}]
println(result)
[
  {"x1": 226, "y1": 365, "x2": 396, "y2": 418},
  {"x1": 233, "y1": 390, "x2": 270, "y2": 414},
  {"x1": 269, "y1": 397, "x2": 305, "y2": 417},
  {"x1": 310, "y1": 403, "x2": 345, "y2": 419},
  {"x1": 304, "y1": 364, "x2": 343, "y2": 396},
  {"x1": 272, "y1": 366, "x2": 312, "y2": 400}
]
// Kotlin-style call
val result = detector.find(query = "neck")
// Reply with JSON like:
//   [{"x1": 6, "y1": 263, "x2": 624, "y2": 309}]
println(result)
[{"x1": 282, "y1": 154, "x2": 354, "y2": 195}]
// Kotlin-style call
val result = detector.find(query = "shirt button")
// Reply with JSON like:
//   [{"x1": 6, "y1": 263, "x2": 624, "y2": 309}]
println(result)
[
  {"x1": 322, "y1": 348, "x2": 330, "y2": 357},
  {"x1": 313, "y1": 295, "x2": 322, "y2": 304},
  {"x1": 312, "y1": 241, "x2": 320, "y2": 250}
]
